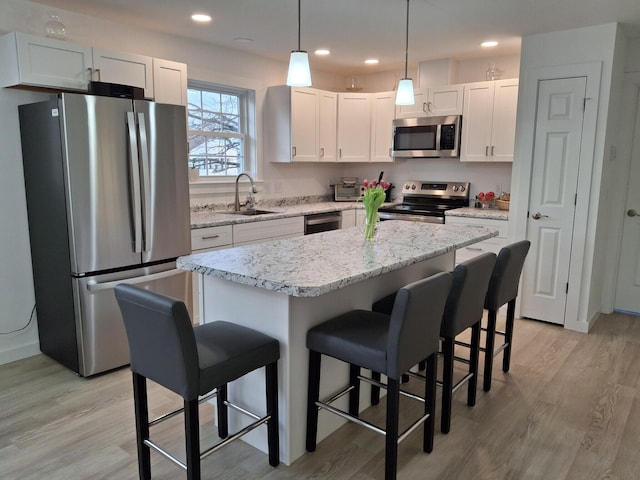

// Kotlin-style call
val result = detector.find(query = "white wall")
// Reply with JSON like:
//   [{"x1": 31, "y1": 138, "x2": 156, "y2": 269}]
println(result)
[{"x1": 512, "y1": 23, "x2": 624, "y2": 332}]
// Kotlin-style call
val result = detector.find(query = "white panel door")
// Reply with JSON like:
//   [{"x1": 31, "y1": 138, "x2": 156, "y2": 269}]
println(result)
[
  {"x1": 615, "y1": 77, "x2": 640, "y2": 314},
  {"x1": 521, "y1": 77, "x2": 587, "y2": 324}
]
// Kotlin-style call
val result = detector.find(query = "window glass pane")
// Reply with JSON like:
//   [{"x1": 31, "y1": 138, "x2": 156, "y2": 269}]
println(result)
[{"x1": 187, "y1": 83, "x2": 248, "y2": 177}]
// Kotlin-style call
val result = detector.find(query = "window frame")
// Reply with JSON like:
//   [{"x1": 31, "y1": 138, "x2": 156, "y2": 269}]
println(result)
[{"x1": 187, "y1": 80, "x2": 255, "y2": 180}]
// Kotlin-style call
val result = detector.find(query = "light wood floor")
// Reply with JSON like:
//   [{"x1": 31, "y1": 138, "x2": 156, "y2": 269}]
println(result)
[{"x1": 2, "y1": 312, "x2": 640, "y2": 480}]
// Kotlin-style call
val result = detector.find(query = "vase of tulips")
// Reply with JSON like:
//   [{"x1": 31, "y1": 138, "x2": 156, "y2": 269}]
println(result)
[{"x1": 361, "y1": 179, "x2": 391, "y2": 240}]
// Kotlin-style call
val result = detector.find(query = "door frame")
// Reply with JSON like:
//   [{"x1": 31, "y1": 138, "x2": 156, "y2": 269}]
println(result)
[
  {"x1": 511, "y1": 62, "x2": 602, "y2": 332},
  {"x1": 604, "y1": 72, "x2": 640, "y2": 313}
]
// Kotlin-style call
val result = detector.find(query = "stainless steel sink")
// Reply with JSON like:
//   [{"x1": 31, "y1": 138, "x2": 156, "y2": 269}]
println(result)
[{"x1": 221, "y1": 209, "x2": 275, "y2": 216}]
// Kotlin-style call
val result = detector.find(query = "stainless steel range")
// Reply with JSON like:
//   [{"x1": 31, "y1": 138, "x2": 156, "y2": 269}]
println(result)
[{"x1": 378, "y1": 181, "x2": 470, "y2": 224}]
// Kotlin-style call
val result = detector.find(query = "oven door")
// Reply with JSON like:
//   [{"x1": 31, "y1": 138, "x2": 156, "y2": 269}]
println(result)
[{"x1": 378, "y1": 211, "x2": 444, "y2": 224}]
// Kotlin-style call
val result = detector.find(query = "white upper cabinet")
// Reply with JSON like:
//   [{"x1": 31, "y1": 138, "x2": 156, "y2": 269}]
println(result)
[
  {"x1": 265, "y1": 86, "x2": 337, "y2": 163},
  {"x1": 395, "y1": 84, "x2": 463, "y2": 118},
  {"x1": 92, "y1": 48, "x2": 153, "y2": 98},
  {"x1": 152, "y1": 58, "x2": 188, "y2": 106},
  {"x1": 0, "y1": 32, "x2": 92, "y2": 91},
  {"x1": 370, "y1": 91, "x2": 396, "y2": 163},
  {"x1": 0, "y1": 32, "x2": 187, "y2": 104},
  {"x1": 460, "y1": 79, "x2": 519, "y2": 162},
  {"x1": 337, "y1": 92, "x2": 371, "y2": 162}
]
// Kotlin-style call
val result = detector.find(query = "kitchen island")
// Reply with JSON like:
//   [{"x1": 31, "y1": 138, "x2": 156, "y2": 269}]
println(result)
[{"x1": 177, "y1": 221, "x2": 497, "y2": 465}]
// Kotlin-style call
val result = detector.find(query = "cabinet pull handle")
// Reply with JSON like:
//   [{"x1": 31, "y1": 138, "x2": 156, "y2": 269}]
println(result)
[
  {"x1": 95, "y1": 68, "x2": 101, "y2": 81},
  {"x1": 202, "y1": 235, "x2": 220, "y2": 240},
  {"x1": 292, "y1": 146, "x2": 296, "y2": 157},
  {"x1": 427, "y1": 101, "x2": 432, "y2": 112},
  {"x1": 320, "y1": 147, "x2": 324, "y2": 157},
  {"x1": 339, "y1": 148, "x2": 342, "y2": 158},
  {"x1": 466, "y1": 247, "x2": 483, "y2": 251},
  {"x1": 87, "y1": 67, "x2": 93, "y2": 80},
  {"x1": 491, "y1": 146, "x2": 495, "y2": 156},
  {"x1": 422, "y1": 102, "x2": 428, "y2": 113},
  {"x1": 389, "y1": 148, "x2": 392, "y2": 156},
  {"x1": 485, "y1": 146, "x2": 489, "y2": 156}
]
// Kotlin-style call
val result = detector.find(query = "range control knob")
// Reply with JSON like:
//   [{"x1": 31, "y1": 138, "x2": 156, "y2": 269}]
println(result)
[
  {"x1": 459, "y1": 185, "x2": 466, "y2": 192},
  {"x1": 411, "y1": 184, "x2": 417, "y2": 190},
  {"x1": 404, "y1": 183, "x2": 411, "y2": 190},
  {"x1": 452, "y1": 185, "x2": 459, "y2": 192}
]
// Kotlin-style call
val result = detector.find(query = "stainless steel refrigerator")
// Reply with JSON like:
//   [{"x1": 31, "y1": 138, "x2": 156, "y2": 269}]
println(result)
[{"x1": 19, "y1": 93, "x2": 192, "y2": 376}]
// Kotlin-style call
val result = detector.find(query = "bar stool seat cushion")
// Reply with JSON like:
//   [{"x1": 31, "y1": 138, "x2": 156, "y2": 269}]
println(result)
[
  {"x1": 307, "y1": 310, "x2": 389, "y2": 375},
  {"x1": 195, "y1": 321, "x2": 280, "y2": 396}
]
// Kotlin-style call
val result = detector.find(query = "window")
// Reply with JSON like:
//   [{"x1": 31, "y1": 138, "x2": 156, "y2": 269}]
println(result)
[{"x1": 187, "y1": 82, "x2": 251, "y2": 177}]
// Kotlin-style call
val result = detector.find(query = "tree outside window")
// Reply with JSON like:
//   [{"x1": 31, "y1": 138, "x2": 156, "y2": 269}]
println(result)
[{"x1": 187, "y1": 84, "x2": 247, "y2": 177}]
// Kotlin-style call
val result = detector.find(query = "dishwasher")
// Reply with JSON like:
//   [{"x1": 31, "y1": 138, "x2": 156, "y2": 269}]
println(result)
[{"x1": 304, "y1": 211, "x2": 342, "y2": 234}]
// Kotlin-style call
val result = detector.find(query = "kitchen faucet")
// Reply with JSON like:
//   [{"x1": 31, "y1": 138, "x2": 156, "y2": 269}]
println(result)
[{"x1": 234, "y1": 173, "x2": 258, "y2": 211}]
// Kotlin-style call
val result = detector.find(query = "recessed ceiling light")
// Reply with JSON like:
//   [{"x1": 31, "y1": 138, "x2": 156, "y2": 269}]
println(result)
[
  {"x1": 315, "y1": 49, "x2": 330, "y2": 56},
  {"x1": 191, "y1": 13, "x2": 212, "y2": 23},
  {"x1": 233, "y1": 37, "x2": 254, "y2": 44},
  {"x1": 481, "y1": 41, "x2": 498, "y2": 47},
  {"x1": 364, "y1": 59, "x2": 379, "y2": 65}
]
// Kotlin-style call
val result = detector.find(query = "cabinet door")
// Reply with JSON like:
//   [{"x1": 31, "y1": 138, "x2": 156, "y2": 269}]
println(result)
[
  {"x1": 92, "y1": 48, "x2": 154, "y2": 98},
  {"x1": 395, "y1": 88, "x2": 428, "y2": 118},
  {"x1": 10, "y1": 32, "x2": 92, "y2": 90},
  {"x1": 490, "y1": 79, "x2": 519, "y2": 162},
  {"x1": 460, "y1": 81, "x2": 494, "y2": 162},
  {"x1": 370, "y1": 92, "x2": 395, "y2": 162},
  {"x1": 153, "y1": 58, "x2": 187, "y2": 106},
  {"x1": 427, "y1": 84, "x2": 463, "y2": 116},
  {"x1": 318, "y1": 91, "x2": 337, "y2": 162},
  {"x1": 337, "y1": 93, "x2": 371, "y2": 162},
  {"x1": 291, "y1": 88, "x2": 320, "y2": 162}
]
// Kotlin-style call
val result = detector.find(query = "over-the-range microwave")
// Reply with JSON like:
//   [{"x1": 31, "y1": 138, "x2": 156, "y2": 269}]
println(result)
[{"x1": 392, "y1": 115, "x2": 461, "y2": 158}]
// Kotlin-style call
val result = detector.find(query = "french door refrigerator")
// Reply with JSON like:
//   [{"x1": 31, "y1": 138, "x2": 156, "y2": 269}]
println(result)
[{"x1": 19, "y1": 93, "x2": 192, "y2": 376}]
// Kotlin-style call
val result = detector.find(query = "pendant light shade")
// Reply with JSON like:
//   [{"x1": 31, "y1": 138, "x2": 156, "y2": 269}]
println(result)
[
  {"x1": 395, "y1": 0, "x2": 415, "y2": 105},
  {"x1": 287, "y1": 0, "x2": 312, "y2": 87}
]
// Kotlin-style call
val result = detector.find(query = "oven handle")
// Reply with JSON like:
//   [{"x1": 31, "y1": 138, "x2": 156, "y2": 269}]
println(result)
[{"x1": 378, "y1": 212, "x2": 444, "y2": 223}]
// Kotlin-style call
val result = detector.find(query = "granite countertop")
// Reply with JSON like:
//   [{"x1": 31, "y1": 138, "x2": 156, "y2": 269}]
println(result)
[
  {"x1": 191, "y1": 201, "x2": 365, "y2": 229},
  {"x1": 178, "y1": 221, "x2": 498, "y2": 297},
  {"x1": 445, "y1": 207, "x2": 509, "y2": 220}
]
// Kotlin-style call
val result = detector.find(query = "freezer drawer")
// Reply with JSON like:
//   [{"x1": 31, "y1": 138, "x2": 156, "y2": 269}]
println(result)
[{"x1": 73, "y1": 263, "x2": 192, "y2": 376}]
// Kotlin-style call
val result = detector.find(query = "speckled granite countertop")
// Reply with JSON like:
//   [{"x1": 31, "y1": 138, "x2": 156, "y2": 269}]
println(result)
[
  {"x1": 191, "y1": 201, "x2": 365, "y2": 229},
  {"x1": 445, "y1": 207, "x2": 509, "y2": 220},
  {"x1": 178, "y1": 221, "x2": 497, "y2": 297}
]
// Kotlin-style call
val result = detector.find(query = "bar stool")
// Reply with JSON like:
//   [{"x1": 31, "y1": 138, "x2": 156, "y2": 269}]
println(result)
[
  {"x1": 482, "y1": 240, "x2": 531, "y2": 392},
  {"x1": 438, "y1": 253, "x2": 496, "y2": 433},
  {"x1": 306, "y1": 272, "x2": 452, "y2": 480},
  {"x1": 370, "y1": 254, "x2": 497, "y2": 434},
  {"x1": 114, "y1": 284, "x2": 280, "y2": 480}
]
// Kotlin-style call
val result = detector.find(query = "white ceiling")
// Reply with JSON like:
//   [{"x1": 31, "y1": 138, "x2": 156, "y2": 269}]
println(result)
[{"x1": 27, "y1": 0, "x2": 640, "y2": 75}]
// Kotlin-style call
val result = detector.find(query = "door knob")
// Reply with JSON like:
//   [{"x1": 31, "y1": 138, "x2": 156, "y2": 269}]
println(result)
[
  {"x1": 628, "y1": 209, "x2": 638, "y2": 217},
  {"x1": 531, "y1": 212, "x2": 549, "y2": 220}
]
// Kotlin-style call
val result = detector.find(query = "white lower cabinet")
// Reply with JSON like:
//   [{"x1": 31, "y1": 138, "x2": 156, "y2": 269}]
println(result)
[
  {"x1": 445, "y1": 216, "x2": 508, "y2": 264},
  {"x1": 341, "y1": 209, "x2": 356, "y2": 228},
  {"x1": 233, "y1": 216, "x2": 304, "y2": 246},
  {"x1": 191, "y1": 225, "x2": 233, "y2": 252}
]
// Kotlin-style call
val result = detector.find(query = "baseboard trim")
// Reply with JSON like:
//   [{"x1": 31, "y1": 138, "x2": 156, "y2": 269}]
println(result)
[{"x1": 0, "y1": 342, "x2": 40, "y2": 366}]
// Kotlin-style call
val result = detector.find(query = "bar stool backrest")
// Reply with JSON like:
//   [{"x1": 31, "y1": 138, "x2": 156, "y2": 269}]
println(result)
[
  {"x1": 441, "y1": 253, "x2": 497, "y2": 338},
  {"x1": 115, "y1": 284, "x2": 199, "y2": 399},
  {"x1": 485, "y1": 240, "x2": 531, "y2": 310},
  {"x1": 387, "y1": 271, "x2": 452, "y2": 379}
]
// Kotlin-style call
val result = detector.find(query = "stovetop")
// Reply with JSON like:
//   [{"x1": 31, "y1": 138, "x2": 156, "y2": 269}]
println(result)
[{"x1": 378, "y1": 180, "x2": 470, "y2": 216}]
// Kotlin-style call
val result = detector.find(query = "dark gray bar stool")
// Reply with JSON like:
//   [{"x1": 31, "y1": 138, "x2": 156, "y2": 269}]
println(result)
[
  {"x1": 482, "y1": 240, "x2": 531, "y2": 391},
  {"x1": 306, "y1": 272, "x2": 452, "y2": 480},
  {"x1": 114, "y1": 284, "x2": 280, "y2": 480},
  {"x1": 371, "y1": 254, "x2": 496, "y2": 434},
  {"x1": 439, "y1": 253, "x2": 496, "y2": 433}
]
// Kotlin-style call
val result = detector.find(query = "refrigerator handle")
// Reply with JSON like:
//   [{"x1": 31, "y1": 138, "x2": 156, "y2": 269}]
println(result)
[
  {"x1": 137, "y1": 112, "x2": 152, "y2": 253},
  {"x1": 86, "y1": 268, "x2": 186, "y2": 291},
  {"x1": 126, "y1": 112, "x2": 143, "y2": 253}
]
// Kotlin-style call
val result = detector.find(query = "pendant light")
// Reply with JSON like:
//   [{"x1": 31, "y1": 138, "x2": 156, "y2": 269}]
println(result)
[
  {"x1": 286, "y1": 0, "x2": 312, "y2": 86},
  {"x1": 395, "y1": 0, "x2": 415, "y2": 105}
]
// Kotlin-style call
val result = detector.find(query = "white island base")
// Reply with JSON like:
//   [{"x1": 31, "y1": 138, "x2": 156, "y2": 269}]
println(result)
[{"x1": 198, "y1": 253, "x2": 453, "y2": 465}]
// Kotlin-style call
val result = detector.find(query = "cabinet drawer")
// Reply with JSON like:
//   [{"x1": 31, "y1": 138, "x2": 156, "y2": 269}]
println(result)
[
  {"x1": 233, "y1": 216, "x2": 304, "y2": 245},
  {"x1": 191, "y1": 225, "x2": 233, "y2": 251}
]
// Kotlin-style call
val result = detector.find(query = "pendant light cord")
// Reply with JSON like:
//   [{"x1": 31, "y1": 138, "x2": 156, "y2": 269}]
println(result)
[
  {"x1": 297, "y1": 0, "x2": 302, "y2": 51},
  {"x1": 404, "y1": 0, "x2": 410, "y2": 78}
]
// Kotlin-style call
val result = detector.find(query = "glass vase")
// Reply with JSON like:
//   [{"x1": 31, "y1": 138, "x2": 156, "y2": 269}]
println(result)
[
  {"x1": 364, "y1": 209, "x2": 379, "y2": 241},
  {"x1": 45, "y1": 12, "x2": 67, "y2": 39}
]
